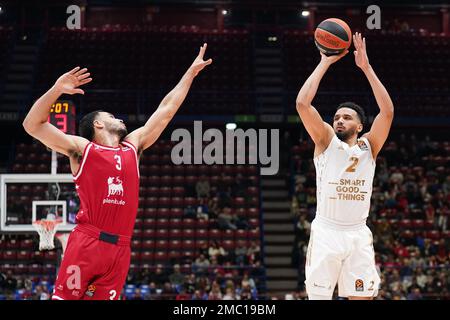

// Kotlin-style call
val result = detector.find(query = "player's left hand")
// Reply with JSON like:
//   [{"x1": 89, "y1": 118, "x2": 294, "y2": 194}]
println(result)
[
  {"x1": 353, "y1": 32, "x2": 370, "y2": 71},
  {"x1": 189, "y1": 43, "x2": 213, "y2": 76}
]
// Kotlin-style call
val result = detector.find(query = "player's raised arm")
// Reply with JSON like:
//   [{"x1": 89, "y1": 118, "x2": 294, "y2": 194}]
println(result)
[
  {"x1": 124, "y1": 43, "x2": 213, "y2": 154},
  {"x1": 296, "y1": 50, "x2": 348, "y2": 149},
  {"x1": 355, "y1": 33, "x2": 394, "y2": 159},
  {"x1": 22, "y1": 67, "x2": 92, "y2": 158}
]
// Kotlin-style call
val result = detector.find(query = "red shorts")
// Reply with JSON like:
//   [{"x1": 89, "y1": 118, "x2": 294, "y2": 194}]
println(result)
[{"x1": 52, "y1": 224, "x2": 131, "y2": 300}]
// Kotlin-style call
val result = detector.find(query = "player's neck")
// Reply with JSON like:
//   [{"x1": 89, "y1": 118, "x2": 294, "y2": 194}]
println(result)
[
  {"x1": 94, "y1": 134, "x2": 121, "y2": 148},
  {"x1": 344, "y1": 136, "x2": 358, "y2": 147}
]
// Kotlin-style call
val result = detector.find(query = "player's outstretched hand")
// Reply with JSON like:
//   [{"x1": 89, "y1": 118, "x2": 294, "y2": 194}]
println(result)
[
  {"x1": 320, "y1": 49, "x2": 349, "y2": 65},
  {"x1": 189, "y1": 43, "x2": 213, "y2": 76},
  {"x1": 54, "y1": 67, "x2": 93, "y2": 95},
  {"x1": 353, "y1": 32, "x2": 370, "y2": 71}
]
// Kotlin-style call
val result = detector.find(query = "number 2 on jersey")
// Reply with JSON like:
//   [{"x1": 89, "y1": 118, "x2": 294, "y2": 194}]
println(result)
[
  {"x1": 114, "y1": 155, "x2": 122, "y2": 170},
  {"x1": 345, "y1": 157, "x2": 359, "y2": 172}
]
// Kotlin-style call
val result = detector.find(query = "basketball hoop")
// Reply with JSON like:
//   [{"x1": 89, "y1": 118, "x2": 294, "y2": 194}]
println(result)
[{"x1": 32, "y1": 219, "x2": 62, "y2": 250}]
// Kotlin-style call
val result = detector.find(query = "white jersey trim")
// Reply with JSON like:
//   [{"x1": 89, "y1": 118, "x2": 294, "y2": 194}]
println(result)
[
  {"x1": 91, "y1": 142, "x2": 121, "y2": 150},
  {"x1": 51, "y1": 295, "x2": 64, "y2": 300},
  {"x1": 122, "y1": 140, "x2": 140, "y2": 178},
  {"x1": 73, "y1": 143, "x2": 93, "y2": 181}
]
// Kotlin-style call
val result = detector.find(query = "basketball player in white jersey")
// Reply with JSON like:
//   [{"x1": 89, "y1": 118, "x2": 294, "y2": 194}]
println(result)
[{"x1": 296, "y1": 33, "x2": 394, "y2": 300}]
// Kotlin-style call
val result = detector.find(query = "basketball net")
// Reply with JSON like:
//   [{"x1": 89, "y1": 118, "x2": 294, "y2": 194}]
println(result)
[{"x1": 32, "y1": 219, "x2": 62, "y2": 250}]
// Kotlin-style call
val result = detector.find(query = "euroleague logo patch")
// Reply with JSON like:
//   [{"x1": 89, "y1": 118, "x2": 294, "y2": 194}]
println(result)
[
  {"x1": 85, "y1": 284, "x2": 96, "y2": 297},
  {"x1": 355, "y1": 279, "x2": 364, "y2": 292},
  {"x1": 357, "y1": 140, "x2": 369, "y2": 151}
]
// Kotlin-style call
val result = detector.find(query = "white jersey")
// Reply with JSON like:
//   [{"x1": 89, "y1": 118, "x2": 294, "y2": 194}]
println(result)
[{"x1": 313, "y1": 135, "x2": 375, "y2": 225}]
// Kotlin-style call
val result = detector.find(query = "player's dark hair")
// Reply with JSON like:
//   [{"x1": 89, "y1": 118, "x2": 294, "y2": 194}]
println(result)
[
  {"x1": 79, "y1": 110, "x2": 104, "y2": 141},
  {"x1": 336, "y1": 102, "x2": 367, "y2": 127}
]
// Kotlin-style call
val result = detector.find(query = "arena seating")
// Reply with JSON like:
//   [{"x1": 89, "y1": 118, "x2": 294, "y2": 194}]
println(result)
[
  {"x1": 283, "y1": 31, "x2": 450, "y2": 117},
  {"x1": 36, "y1": 26, "x2": 253, "y2": 115}
]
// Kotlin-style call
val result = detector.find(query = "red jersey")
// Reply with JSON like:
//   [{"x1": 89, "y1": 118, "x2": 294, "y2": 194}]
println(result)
[{"x1": 73, "y1": 140, "x2": 140, "y2": 237}]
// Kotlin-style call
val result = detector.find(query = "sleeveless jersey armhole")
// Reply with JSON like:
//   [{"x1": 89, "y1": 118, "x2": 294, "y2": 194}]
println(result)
[
  {"x1": 122, "y1": 140, "x2": 140, "y2": 178},
  {"x1": 313, "y1": 135, "x2": 338, "y2": 160},
  {"x1": 73, "y1": 142, "x2": 93, "y2": 180}
]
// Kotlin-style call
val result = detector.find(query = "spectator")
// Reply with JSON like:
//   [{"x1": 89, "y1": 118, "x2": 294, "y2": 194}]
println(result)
[
  {"x1": 436, "y1": 205, "x2": 448, "y2": 231},
  {"x1": 294, "y1": 214, "x2": 311, "y2": 244},
  {"x1": 150, "y1": 265, "x2": 169, "y2": 287},
  {"x1": 0, "y1": 272, "x2": 6, "y2": 290},
  {"x1": 195, "y1": 275, "x2": 210, "y2": 293},
  {"x1": 223, "y1": 287, "x2": 238, "y2": 300},
  {"x1": 218, "y1": 207, "x2": 238, "y2": 230},
  {"x1": 169, "y1": 264, "x2": 185, "y2": 287},
  {"x1": 160, "y1": 282, "x2": 176, "y2": 300},
  {"x1": 129, "y1": 288, "x2": 146, "y2": 300},
  {"x1": 175, "y1": 286, "x2": 191, "y2": 300},
  {"x1": 247, "y1": 241, "x2": 260, "y2": 264},
  {"x1": 240, "y1": 284, "x2": 253, "y2": 300},
  {"x1": 222, "y1": 261, "x2": 235, "y2": 279},
  {"x1": 207, "y1": 196, "x2": 220, "y2": 219},
  {"x1": 234, "y1": 209, "x2": 250, "y2": 230},
  {"x1": 198, "y1": 241, "x2": 209, "y2": 258},
  {"x1": 415, "y1": 267, "x2": 428, "y2": 289},
  {"x1": 208, "y1": 241, "x2": 227, "y2": 264},
  {"x1": 196, "y1": 175, "x2": 210, "y2": 198},
  {"x1": 192, "y1": 289, "x2": 208, "y2": 300},
  {"x1": 32, "y1": 285, "x2": 49, "y2": 300},
  {"x1": 235, "y1": 241, "x2": 248, "y2": 266},
  {"x1": 291, "y1": 196, "x2": 300, "y2": 217},
  {"x1": 192, "y1": 254, "x2": 210, "y2": 276},
  {"x1": 241, "y1": 272, "x2": 256, "y2": 290},
  {"x1": 294, "y1": 183, "x2": 307, "y2": 208},
  {"x1": 436, "y1": 239, "x2": 448, "y2": 263},
  {"x1": 390, "y1": 168, "x2": 404, "y2": 185},
  {"x1": 196, "y1": 197, "x2": 209, "y2": 220},
  {"x1": 2, "y1": 271, "x2": 17, "y2": 293},
  {"x1": 184, "y1": 273, "x2": 196, "y2": 294},
  {"x1": 148, "y1": 282, "x2": 158, "y2": 296},
  {"x1": 208, "y1": 281, "x2": 222, "y2": 300}
]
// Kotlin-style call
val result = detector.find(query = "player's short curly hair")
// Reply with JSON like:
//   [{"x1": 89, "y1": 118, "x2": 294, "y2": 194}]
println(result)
[
  {"x1": 79, "y1": 110, "x2": 104, "y2": 141},
  {"x1": 336, "y1": 102, "x2": 367, "y2": 127}
]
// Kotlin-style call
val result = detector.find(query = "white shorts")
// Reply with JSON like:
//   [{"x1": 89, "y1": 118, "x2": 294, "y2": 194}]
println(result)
[{"x1": 305, "y1": 217, "x2": 380, "y2": 298}]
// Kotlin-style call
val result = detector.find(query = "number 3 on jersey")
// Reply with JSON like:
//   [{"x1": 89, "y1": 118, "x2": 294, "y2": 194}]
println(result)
[
  {"x1": 345, "y1": 157, "x2": 359, "y2": 173},
  {"x1": 114, "y1": 155, "x2": 122, "y2": 170}
]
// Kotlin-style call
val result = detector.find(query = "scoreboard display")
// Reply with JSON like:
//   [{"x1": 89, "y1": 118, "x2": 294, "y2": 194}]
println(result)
[{"x1": 47, "y1": 101, "x2": 76, "y2": 134}]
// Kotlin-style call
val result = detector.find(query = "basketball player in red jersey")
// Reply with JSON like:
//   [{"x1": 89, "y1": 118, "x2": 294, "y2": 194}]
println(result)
[{"x1": 23, "y1": 44, "x2": 212, "y2": 300}]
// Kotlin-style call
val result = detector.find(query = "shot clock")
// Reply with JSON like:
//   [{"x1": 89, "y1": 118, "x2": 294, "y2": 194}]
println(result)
[{"x1": 48, "y1": 101, "x2": 76, "y2": 134}]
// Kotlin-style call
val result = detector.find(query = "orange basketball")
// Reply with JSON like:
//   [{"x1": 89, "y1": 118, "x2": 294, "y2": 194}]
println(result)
[{"x1": 314, "y1": 18, "x2": 352, "y2": 56}]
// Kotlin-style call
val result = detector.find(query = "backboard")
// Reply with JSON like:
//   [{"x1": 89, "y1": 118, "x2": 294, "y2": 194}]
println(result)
[{"x1": 0, "y1": 174, "x2": 77, "y2": 233}]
